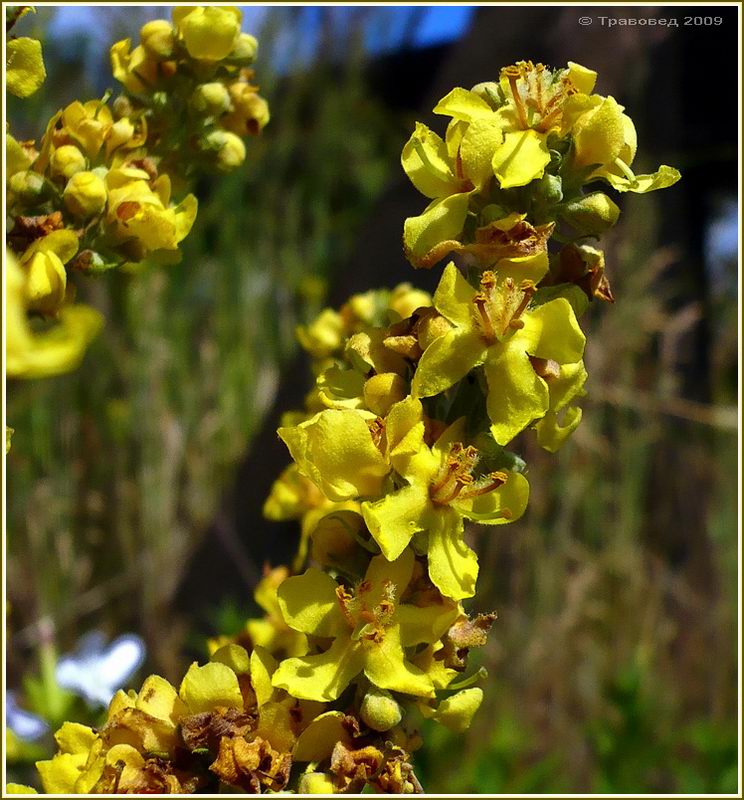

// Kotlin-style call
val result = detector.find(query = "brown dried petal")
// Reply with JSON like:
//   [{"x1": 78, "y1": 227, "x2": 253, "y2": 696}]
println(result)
[{"x1": 180, "y1": 708, "x2": 255, "y2": 753}]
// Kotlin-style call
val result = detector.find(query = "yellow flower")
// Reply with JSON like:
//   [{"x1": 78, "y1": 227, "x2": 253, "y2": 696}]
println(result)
[
  {"x1": 60, "y1": 100, "x2": 114, "y2": 159},
  {"x1": 413, "y1": 262, "x2": 586, "y2": 445},
  {"x1": 361, "y1": 398, "x2": 529, "y2": 599},
  {"x1": 105, "y1": 168, "x2": 197, "y2": 254},
  {"x1": 18, "y1": 230, "x2": 78, "y2": 315},
  {"x1": 6, "y1": 250, "x2": 102, "y2": 378},
  {"x1": 63, "y1": 171, "x2": 107, "y2": 218},
  {"x1": 173, "y1": 6, "x2": 242, "y2": 61},
  {"x1": 6, "y1": 37, "x2": 46, "y2": 98},
  {"x1": 204, "y1": 130, "x2": 246, "y2": 172},
  {"x1": 36, "y1": 722, "x2": 100, "y2": 793},
  {"x1": 224, "y1": 81, "x2": 271, "y2": 136},
  {"x1": 110, "y1": 40, "x2": 159, "y2": 94},
  {"x1": 565, "y1": 91, "x2": 681, "y2": 193},
  {"x1": 272, "y1": 548, "x2": 457, "y2": 701},
  {"x1": 278, "y1": 409, "x2": 390, "y2": 502},
  {"x1": 140, "y1": 19, "x2": 175, "y2": 60},
  {"x1": 49, "y1": 144, "x2": 87, "y2": 180}
]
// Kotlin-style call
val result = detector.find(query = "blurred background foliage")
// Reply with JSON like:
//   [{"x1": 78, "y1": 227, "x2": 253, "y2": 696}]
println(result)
[{"x1": 6, "y1": 5, "x2": 739, "y2": 794}]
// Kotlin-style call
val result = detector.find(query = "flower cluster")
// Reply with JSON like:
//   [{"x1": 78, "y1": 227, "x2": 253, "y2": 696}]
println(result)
[
  {"x1": 26, "y1": 61, "x2": 679, "y2": 794},
  {"x1": 6, "y1": 6, "x2": 268, "y2": 383}
]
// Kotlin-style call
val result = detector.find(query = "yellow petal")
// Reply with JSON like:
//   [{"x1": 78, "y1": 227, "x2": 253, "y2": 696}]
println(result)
[
  {"x1": 517, "y1": 298, "x2": 585, "y2": 364},
  {"x1": 277, "y1": 568, "x2": 346, "y2": 637},
  {"x1": 363, "y1": 548, "x2": 415, "y2": 606},
  {"x1": 363, "y1": 624, "x2": 435, "y2": 698},
  {"x1": 413, "y1": 329, "x2": 486, "y2": 399},
  {"x1": 211, "y1": 643, "x2": 252, "y2": 675},
  {"x1": 492, "y1": 130, "x2": 551, "y2": 189},
  {"x1": 36, "y1": 753, "x2": 87, "y2": 794},
  {"x1": 401, "y1": 122, "x2": 461, "y2": 199},
  {"x1": 54, "y1": 722, "x2": 97, "y2": 755},
  {"x1": 278, "y1": 410, "x2": 389, "y2": 501},
  {"x1": 135, "y1": 674, "x2": 184, "y2": 725},
  {"x1": 174, "y1": 6, "x2": 241, "y2": 61},
  {"x1": 426, "y1": 509, "x2": 478, "y2": 601},
  {"x1": 464, "y1": 470, "x2": 530, "y2": 525},
  {"x1": 535, "y1": 407, "x2": 583, "y2": 452},
  {"x1": 249, "y1": 646, "x2": 278, "y2": 706},
  {"x1": 7, "y1": 38, "x2": 46, "y2": 98},
  {"x1": 362, "y1": 485, "x2": 430, "y2": 561},
  {"x1": 179, "y1": 661, "x2": 243, "y2": 714},
  {"x1": 433, "y1": 87, "x2": 495, "y2": 122},
  {"x1": 485, "y1": 347, "x2": 550, "y2": 445},
  {"x1": 403, "y1": 192, "x2": 471, "y2": 269},
  {"x1": 433, "y1": 687, "x2": 483, "y2": 732},
  {"x1": 572, "y1": 96, "x2": 626, "y2": 169},
  {"x1": 272, "y1": 637, "x2": 364, "y2": 702},
  {"x1": 603, "y1": 164, "x2": 681, "y2": 193},
  {"x1": 567, "y1": 61, "x2": 597, "y2": 95},
  {"x1": 432, "y1": 261, "x2": 477, "y2": 327},
  {"x1": 294, "y1": 711, "x2": 352, "y2": 762},
  {"x1": 460, "y1": 118, "x2": 504, "y2": 189}
]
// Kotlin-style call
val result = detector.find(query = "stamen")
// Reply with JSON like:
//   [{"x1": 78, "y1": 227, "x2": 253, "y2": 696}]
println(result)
[
  {"x1": 473, "y1": 293, "x2": 497, "y2": 344},
  {"x1": 458, "y1": 471, "x2": 507, "y2": 500},
  {"x1": 503, "y1": 282, "x2": 536, "y2": 335},
  {"x1": 504, "y1": 67, "x2": 529, "y2": 129}
]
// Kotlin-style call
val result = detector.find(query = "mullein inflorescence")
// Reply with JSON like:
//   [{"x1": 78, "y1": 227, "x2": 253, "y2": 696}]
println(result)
[
  {"x1": 17, "y1": 60, "x2": 680, "y2": 795},
  {"x1": 6, "y1": 6, "x2": 268, "y2": 381}
]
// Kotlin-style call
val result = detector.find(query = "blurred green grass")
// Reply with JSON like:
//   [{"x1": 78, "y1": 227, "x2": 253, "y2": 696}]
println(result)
[{"x1": 6, "y1": 7, "x2": 738, "y2": 795}]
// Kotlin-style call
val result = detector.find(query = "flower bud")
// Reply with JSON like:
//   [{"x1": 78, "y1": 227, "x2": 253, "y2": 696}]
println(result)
[
  {"x1": 9, "y1": 170, "x2": 46, "y2": 204},
  {"x1": 360, "y1": 688, "x2": 403, "y2": 732},
  {"x1": 363, "y1": 373, "x2": 407, "y2": 417},
  {"x1": 388, "y1": 283, "x2": 431, "y2": 321},
  {"x1": 417, "y1": 311, "x2": 452, "y2": 351},
  {"x1": 298, "y1": 772, "x2": 336, "y2": 794},
  {"x1": 191, "y1": 82, "x2": 231, "y2": 115},
  {"x1": 63, "y1": 171, "x2": 107, "y2": 218},
  {"x1": 296, "y1": 309, "x2": 344, "y2": 358},
  {"x1": 174, "y1": 6, "x2": 241, "y2": 61},
  {"x1": 24, "y1": 250, "x2": 67, "y2": 315},
  {"x1": 560, "y1": 192, "x2": 620, "y2": 236},
  {"x1": 50, "y1": 145, "x2": 87, "y2": 180},
  {"x1": 533, "y1": 173, "x2": 563, "y2": 205},
  {"x1": 229, "y1": 32, "x2": 258, "y2": 64},
  {"x1": 140, "y1": 19, "x2": 175, "y2": 60},
  {"x1": 204, "y1": 130, "x2": 246, "y2": 172}
]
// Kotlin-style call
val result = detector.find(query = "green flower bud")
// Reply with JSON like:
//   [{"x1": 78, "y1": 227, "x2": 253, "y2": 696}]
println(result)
[
  {"x1": 204, "y1": 130, "x2": 246, "y2": 172},
  {"x1": 140, "y1": 19, "x2": 175, "y2": 60},
  {"x1": 63, "y1": 171, "x2": 107, "y2": 218},
  {"x1": 533, "y1": 173, "x2": 563, "y2": 205},
  {"x1": 560, "y1": 192, "x2": 620, "y2": 236},
  {"x1": 8, "y1": 170, "x2": 46, "y2": 204},
  {"x1": 360, "y1": 687, "x2": 403, "y2": 732},
  {"x1": 229, "y1": 32, "x2": 258, "y2": 64},
  {"x1": 191, "y1": 82, "x2": 230, "y2": 115},
  {"x1": 50, "y1": 145, "x2": 87, "y2": 180}
]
